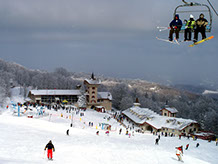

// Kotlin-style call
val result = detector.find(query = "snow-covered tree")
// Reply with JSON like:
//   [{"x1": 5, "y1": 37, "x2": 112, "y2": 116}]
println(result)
[{"x1": 77, "y1": 95, "x2": 86, "y2": 108}]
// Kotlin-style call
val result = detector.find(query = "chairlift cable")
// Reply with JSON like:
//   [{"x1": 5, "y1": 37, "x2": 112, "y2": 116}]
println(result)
[{"x1": 207, "y1": 0, "x2": 218, "y2": 16}]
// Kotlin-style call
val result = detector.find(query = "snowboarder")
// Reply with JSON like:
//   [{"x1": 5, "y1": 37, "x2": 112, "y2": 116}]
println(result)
[
  {"x1": 169, "y1": 14, "x2": 183, "y2": 41},
  {"x1": 184, "y1": 14, "x2": 195, "y2": 41},
  {"x1": 155, "y1": 138, "x2": 159, "y2": 145},
  {"x1": 44, "y1": 140, "x2": 55, "y2": 160},
  {"x1": 193, "y1": 13, "x2": 208, "y2": 43},
  {"x1": 185, "y1": 144, "x2": 189, "y2": 150},
  {"x1": 66, "y1": 129, "x2": 69, "y2": 135},
  {"x1": 196, "y1": 143, "x2": 200, "y2": 147},
  {"x1": 176, "y1": 147, "x2": 183, "y2": 161}
]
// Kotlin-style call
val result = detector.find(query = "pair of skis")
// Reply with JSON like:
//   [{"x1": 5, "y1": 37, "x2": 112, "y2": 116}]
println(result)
[
  {"x1": 156, "y1": 36, "x2": 214, "y2": 47},
  {"x1": 156, "y1": 37, "x2": 180, "y2": 45}
]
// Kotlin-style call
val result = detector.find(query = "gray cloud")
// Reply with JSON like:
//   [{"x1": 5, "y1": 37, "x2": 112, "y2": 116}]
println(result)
[{"x1": 0, "y1": 0, "x2": 218, "y2": 86}]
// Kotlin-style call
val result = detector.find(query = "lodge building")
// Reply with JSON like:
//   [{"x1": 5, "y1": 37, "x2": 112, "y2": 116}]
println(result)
[
  {"x1": 28, "y1": 73, "x2": 112, "y2": 111},
  {"x1": 122, "y1": 101, "x2": 200, "y2": 136}
]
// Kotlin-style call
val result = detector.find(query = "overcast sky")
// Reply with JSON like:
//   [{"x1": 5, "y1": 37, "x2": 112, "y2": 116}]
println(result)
[{"x1": 0, "y1": 0, "x2": 218, "y2": 86}]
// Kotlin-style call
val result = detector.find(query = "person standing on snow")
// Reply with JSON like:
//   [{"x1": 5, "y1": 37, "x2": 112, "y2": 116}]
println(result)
[
  {"x1": 44, "y1": 140, "x2": 55, "y2": 160},
  {"x1": 193, "y1": 13, "x2": 208, "y2": 42},
  {"x1": 119, "y1": 128, "x2": 122, "y2": 135},
  {"x1": 155, "y1": 138, "x2": 159, "y2": 145},
  {"x1": 176, "y1": 147, "x2": 183, "y2": 161},
  {"x1": 66, "y1": 129, "x2": 69, "y2": 136},
  {"x1": 185, "y1": 144, "x2": 189, "y2": 150},
  {"x1": 169, "y1": 14, "x2": 183, "y2": 41},
  {"x1": 184, "y1": 14, "x2": 195, "y2": 41}
]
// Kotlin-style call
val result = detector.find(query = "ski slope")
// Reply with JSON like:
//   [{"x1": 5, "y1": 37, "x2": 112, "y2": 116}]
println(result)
[{"x1": 0, "y1": 108, "x2": 217, "y2": 164}]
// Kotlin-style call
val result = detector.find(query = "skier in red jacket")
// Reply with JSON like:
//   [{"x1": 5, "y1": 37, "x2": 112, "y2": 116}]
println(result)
[
  {"x1": 44, "y1": 140, "x2": 55, "y2": 160},
  {"x1": 176, "y1": 146, "x2": 183, "y2": 161}
]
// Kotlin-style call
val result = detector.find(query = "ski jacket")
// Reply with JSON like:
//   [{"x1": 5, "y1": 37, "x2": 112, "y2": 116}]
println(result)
[
  {"x1": 195, "y1": 18, "x2": 208, "y2": 28},
  {"x1": 186, "y1": 18, "x2": 195, "y2": 29},
  {"x1": 45, "y1": 142, "x2": 55, "y2": 151},
  {"x1": 176, "y1": 149, "x2": 182, "y2": 156},
  {"x1": 169, "y1": 14, "x2": 183, "y2": 29}
]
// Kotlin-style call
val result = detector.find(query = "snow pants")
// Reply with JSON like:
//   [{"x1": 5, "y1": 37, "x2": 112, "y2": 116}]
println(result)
[
  {"x1": 169, "y1": 28, "x2": 180, "y2": 41},
  {"x1": 184, "y1": 28, "x2": 192, "y2": 41},
  {"x1": 194, "y1": 27, "x2": 206, "y2": 41},
  {"x1": 47, "y1": 149, "x2": 53, "y2": 159},
  {"x1": 177, "y1": 155, "x2": 182, "y2": 161}
]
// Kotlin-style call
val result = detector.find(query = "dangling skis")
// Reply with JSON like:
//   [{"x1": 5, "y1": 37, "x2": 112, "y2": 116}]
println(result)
[
  {"x1": 188, "y1": 36, "x2": 214, "y2": 47},
  {"x1": 156, "y1": 37, "x2": 180, "y2": 45}
]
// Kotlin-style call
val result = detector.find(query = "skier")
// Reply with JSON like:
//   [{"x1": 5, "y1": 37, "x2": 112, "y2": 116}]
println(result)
[
  {"x1": 184, "y1": 14, "x2": 195, "y2": 41},
  {"x1": 185, "y1": 144, "x2": 189, "y2": 150},
  {"x1": 66, "y1": 129, "x2": 69, "y2": 136},
  {"x1": 196, "y1": 143, "x2": 200, "y2": 147},
  {"x1": 169, "y1": 14, "x2": 183, "y2": 41},
  {"x1": 176, "y1": 147, "x2": 183, "y2": 161},
  {"x1": 96, "y1": 131, "x2": 99, "y2": 135},
  {"x1": 193, "y1": 13, "x2": 208, "y2": 43},
  {"x1": 44, "y1": 140, "x2": 55, "y2": 160},
  {"x1": 155, "y1": 138, "x2": 159, "y2": 145},
  {"x1": 216, "y1": 138, "x2": 218, "y2": 146}
]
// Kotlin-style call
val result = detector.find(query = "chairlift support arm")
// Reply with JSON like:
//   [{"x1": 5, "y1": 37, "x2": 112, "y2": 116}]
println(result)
[{"x1": 182, "y1": 0, "x2": 218, "y2": 16}]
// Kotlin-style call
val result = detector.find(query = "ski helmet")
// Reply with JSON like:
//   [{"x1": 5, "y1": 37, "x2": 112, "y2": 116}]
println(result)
[{"x1": 190, "y1": 14, "x2": 194, "y2": 18}]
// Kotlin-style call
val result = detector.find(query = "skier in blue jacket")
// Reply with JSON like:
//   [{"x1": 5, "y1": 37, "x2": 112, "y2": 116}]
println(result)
[{"x1": 169, "y1": 14, "x2": 183, "y2": 41}]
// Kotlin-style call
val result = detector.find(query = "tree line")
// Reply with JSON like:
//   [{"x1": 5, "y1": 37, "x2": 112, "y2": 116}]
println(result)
[{"x1": 0, "y1": 59, "x2": 218, "y2": 134}]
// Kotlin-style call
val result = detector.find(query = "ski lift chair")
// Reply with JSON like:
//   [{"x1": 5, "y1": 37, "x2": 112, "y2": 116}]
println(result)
[{"x1": 174, "y1": 2, "x2": 212, "y2": 33}]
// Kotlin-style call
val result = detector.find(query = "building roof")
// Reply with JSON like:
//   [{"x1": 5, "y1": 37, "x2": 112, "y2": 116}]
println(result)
[
  {"x1": 84, "y1": 79, "x2": 101, "y2": 85},
  {"x1": 122, "y1": 106, "x2": 159, "y2": 124},
  {"x1": 98, "y1": 92, "x2": 112, "y2": 101},
  {"x1": 161, "y1": 107, "x2": 178, "y2": 113},
  {"x1": 122, "y1": 106, "x2": 197, "y2": 131},
  {"x1": 29, "y1": 90, "x2": 81, "y2": 96}
]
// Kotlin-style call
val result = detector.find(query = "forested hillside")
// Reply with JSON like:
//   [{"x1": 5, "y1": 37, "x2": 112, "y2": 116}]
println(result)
[{"x1": 0, "y1": 59, "x2": 218, "y2": 134}]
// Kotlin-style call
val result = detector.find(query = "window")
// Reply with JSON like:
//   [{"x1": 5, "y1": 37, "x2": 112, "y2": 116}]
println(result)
[
  {"x1": 194, "y1": 128, "x2": 196, "y2": 131},
  {"x1": 164, "y1": 113, "x2": 167, "y2": 116},
  {"x1": 92, "y1": 96, "x2": 95, "y2": 98},
  {"x1": 92, "y1": 87, "x2": 95, "y2": 90},
  {"x1": 92, "y1": 91, "x2": 95, "y2": 94}
]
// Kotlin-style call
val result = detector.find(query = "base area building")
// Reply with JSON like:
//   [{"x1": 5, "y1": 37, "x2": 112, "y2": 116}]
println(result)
[
  {"x1": 28, "y1": 74, "x2": 112, "y2": 111},
  {"x1": 122, "y1": 103, "x2": 200, "y2": 136}
]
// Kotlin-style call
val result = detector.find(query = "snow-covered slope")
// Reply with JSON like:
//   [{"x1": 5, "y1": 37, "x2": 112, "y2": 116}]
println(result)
[{"x1": 0, "y1": 109, "x2": 217, "y2": 164}]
